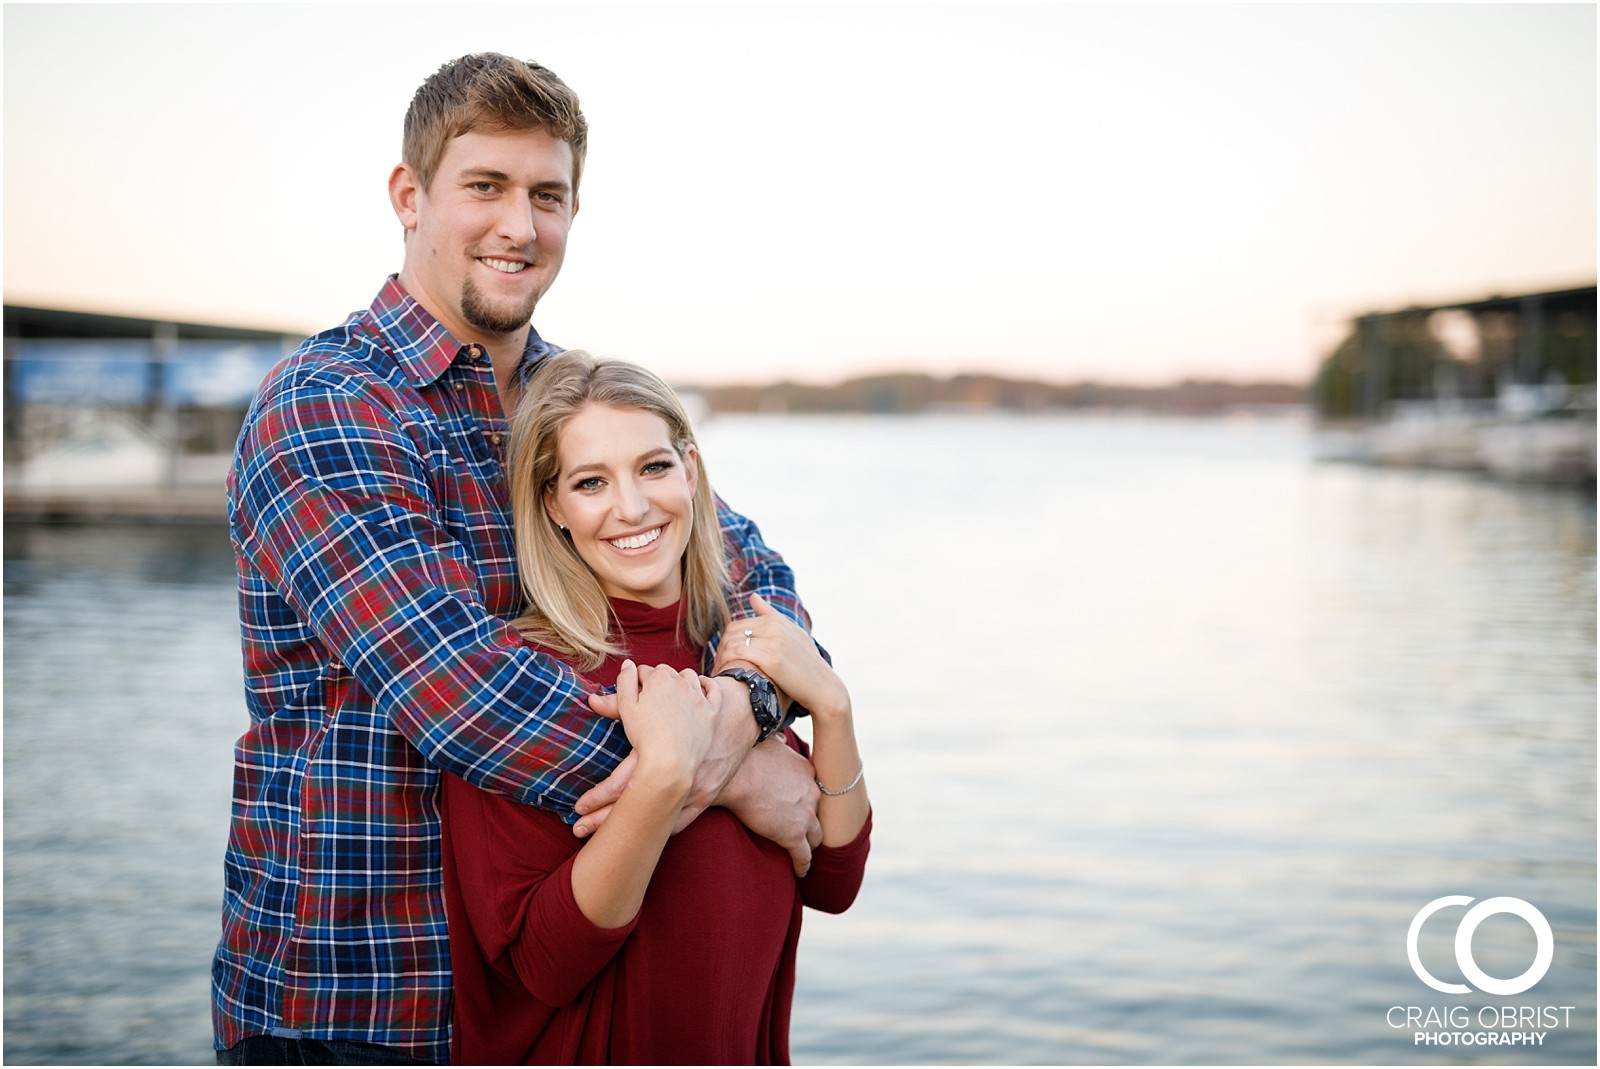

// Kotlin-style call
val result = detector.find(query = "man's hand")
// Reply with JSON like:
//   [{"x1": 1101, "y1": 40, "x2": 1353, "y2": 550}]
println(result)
[
  {"x1": 577, "y1": 671, "x2": 759, "y2": 834},
  {"x1": 717, "y1": 734, "x2": 823, "y2": 876}
]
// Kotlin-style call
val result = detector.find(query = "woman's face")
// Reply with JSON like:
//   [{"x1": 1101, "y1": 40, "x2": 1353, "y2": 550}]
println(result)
[{"x1": 544, "y1": 403, "x2": 698, "y2": 608}]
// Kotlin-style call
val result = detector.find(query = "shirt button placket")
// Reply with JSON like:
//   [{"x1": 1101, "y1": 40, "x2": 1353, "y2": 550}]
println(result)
[
  {"x1": 452, "y1": 345, "x2": 492, "y2": 459},
  {"x1": 465, "y1": 348, "x2": 508, "y2": 455}
]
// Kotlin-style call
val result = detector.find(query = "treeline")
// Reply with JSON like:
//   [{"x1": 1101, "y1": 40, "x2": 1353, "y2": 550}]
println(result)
[{"x1": 693, "y1": 372, "x2": 1305, "y2": 415}]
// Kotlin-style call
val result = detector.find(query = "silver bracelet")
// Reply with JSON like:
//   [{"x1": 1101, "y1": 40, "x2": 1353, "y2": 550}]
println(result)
[{"x1": 815, "y1": 762, "x2": 865, "y2": 797}]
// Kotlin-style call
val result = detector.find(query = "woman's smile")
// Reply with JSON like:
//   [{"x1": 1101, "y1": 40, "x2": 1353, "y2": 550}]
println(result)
[{"x1": 608, "y1": 525, "x2": 664, "y2": 552}]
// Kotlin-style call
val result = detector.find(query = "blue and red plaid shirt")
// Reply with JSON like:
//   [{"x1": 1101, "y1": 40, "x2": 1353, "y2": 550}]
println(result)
[{"x1": 213, "y1": 277, "x2": 810, "y2": 1062}]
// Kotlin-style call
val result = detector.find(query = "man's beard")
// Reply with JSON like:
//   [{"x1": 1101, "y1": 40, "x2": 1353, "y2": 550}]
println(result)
[{"x1": 461, "y1": 277, "x2": 540, "y2": 335}]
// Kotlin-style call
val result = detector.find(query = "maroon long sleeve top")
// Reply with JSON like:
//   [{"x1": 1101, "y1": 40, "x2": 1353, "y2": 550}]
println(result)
[{"x1": 441, "y1": 597, "x2": 871, "y2": 1065}]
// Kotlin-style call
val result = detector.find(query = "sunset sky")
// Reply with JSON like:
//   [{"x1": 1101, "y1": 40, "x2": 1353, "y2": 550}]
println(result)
[{"x1": 4, "y1": 2, "x2": 1594, "y2": 386}]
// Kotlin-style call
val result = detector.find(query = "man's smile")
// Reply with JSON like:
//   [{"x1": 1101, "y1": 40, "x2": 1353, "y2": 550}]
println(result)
[{"x1": 479, "y1": 257, "x2": 529, "y2": 274}]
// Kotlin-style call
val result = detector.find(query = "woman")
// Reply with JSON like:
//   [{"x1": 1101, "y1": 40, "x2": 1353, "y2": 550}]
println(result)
[{"x1": 440, "y1": 351, "x2": 871, "y2": 1065}]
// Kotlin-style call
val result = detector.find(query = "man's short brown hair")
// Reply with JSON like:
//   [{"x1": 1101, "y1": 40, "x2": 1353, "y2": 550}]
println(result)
[{"x1": 403, "y1": 53, "x2": 588, "y2": 193}]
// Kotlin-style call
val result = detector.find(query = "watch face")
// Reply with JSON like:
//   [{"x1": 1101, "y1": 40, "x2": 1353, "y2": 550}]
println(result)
[
  {"x1": 730, "y1": 668, "x2": 781, "y2": 730},
  {"x1": 751, "y1": 677, "x2": 779, "y2": 724}
]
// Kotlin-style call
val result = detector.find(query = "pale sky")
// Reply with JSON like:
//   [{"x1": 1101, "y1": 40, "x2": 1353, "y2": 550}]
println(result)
[{"x1": 4, "y1": 2, "x2": 1594, "y2": 386}]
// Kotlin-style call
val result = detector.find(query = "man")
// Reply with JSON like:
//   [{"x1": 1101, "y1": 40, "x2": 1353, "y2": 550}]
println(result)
[{"x1": 214, "y1": 53, "x2": 821, "y2": 1065}]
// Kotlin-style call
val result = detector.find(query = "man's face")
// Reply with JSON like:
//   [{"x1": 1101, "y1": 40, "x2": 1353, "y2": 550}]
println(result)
[{"x1": 390, "y1": 127, "x2": 578, "y2": 345}]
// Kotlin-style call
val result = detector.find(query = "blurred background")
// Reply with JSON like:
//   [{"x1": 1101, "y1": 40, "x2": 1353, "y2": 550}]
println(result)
[{"x1": 3, "y1": 3, "x2": 1594, "y2": 1065}]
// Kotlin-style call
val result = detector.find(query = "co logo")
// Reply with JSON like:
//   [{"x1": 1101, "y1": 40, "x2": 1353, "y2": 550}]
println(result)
[{"x1": 1407, "y1": 896, "x2": 1554, "y2": 996}]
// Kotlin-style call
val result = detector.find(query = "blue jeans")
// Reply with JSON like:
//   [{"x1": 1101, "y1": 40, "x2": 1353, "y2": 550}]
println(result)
[{"x1": 216, "y1": 1036, "x2": 432, "y2": 1065}]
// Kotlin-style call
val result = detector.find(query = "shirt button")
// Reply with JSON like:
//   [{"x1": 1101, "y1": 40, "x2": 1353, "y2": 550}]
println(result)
[
  {"x1": 489, "y1": 432, "x2": 504, "y2": 446},
  {"x1": 452, "y1": 381, "x2": 465, "y2": 391}
]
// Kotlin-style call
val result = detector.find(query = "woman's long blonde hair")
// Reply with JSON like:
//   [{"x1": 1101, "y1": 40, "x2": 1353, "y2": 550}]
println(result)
[{"x1": 506, "y1": 350, "x2": 730, "y2": 670}]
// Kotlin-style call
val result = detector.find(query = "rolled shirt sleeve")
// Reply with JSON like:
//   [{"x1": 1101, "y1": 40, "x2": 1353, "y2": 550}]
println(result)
[{"x1": 232, "y1": 365, "x2": 629, "y2": 811}]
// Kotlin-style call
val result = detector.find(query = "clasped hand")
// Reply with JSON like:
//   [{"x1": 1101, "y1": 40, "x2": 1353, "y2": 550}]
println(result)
[
  {"x1": 578, "y1": 600, "x2": 829, "y2": 875},
  {"x1": 608, "y1": 660, "x2": 716, "y2": 796}
]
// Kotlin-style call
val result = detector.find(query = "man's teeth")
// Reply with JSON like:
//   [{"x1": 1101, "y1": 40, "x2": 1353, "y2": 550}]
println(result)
[
  {"x1": 481, "y1": 258, "x2": 527, "y2": 274},
  {"x1": 609, "y1": 528, "x2": 662, "y2": 550}
]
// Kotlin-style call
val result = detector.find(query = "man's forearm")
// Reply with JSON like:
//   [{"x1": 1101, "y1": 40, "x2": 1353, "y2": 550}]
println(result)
[
  {"x1": 234, "y1": 390, "x2": 629, "y2": 811},
  {"x1": 715, "y1": 496, "x2": 811, "y2": 630}
]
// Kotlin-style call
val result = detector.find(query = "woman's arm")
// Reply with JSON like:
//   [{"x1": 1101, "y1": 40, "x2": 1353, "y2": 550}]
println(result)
[
  {"x1": 724, "y1": 595, "x2": 870, "y2": 847},
  {"x1": 806, "y1": 693, "x2": 870, "y2": 849},
  {"x1": 568, "y1": 661, "x2": 713, "y2": 927},
  {"x1": 442, "y1": 661, "x2": 717, "y2": 1007},
  {"x1": 443, "y1": 777, "x2": 632, "y2": 1008}
]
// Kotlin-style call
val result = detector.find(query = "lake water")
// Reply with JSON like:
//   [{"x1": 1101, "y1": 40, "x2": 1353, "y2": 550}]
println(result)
[{"x1": 4, "y1": 413, "x2": 1595, "y2": 1065}]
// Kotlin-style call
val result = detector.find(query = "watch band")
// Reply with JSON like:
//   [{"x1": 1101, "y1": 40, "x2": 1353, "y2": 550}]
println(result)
[{"x1": 716, "y1": 667, "x2": 783, "y2": 744}]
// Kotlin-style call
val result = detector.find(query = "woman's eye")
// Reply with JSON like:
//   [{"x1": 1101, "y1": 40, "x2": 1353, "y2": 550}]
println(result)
[{"x1": 574, "y1": 477, "x2": 602, "y2": 491}]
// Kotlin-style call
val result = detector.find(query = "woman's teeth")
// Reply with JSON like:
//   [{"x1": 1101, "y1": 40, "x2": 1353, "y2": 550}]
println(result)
[{"x1": 609, "y1": 527, "x2": 662, "y2": 550}]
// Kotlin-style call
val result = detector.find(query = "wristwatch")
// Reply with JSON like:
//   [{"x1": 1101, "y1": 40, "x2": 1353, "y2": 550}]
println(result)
[{"x1": 716, "y1": 667, "x2": 784, "y2": 745}]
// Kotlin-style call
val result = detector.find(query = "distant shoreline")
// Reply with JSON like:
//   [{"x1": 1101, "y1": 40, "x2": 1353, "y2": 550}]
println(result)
[{"x1": 681, "y1": 372, "x2": 1306, "y2": 417}]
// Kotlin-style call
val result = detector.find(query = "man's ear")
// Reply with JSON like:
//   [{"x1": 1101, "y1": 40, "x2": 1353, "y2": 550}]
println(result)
[{"x1": 388, "y1": 163, "x2": 422, "y2": 231}]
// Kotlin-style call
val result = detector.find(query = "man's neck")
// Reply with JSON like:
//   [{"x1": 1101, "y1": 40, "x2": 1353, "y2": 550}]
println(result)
[
  {"x1": 464, "y1": 329, "x2": 530, "y2": 418},
  {"x1": 491, "y1": 350, "x2": 526, "y2": 418}
]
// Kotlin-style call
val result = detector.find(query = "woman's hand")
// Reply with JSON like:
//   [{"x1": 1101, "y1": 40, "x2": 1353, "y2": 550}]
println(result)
[
  {"x1": 568, "y1": 660, "x2": 717, "y2": 930},
  {"x1": 716, "y1": 594, "x2": 851, "y2": 722},
  {"x1": 615, "y1": 660, "x2": 716, "y2": 792}
]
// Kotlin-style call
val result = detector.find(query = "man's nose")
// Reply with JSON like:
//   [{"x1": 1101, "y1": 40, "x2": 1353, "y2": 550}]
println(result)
[{"x1": 497, "y1": 196, "x2": 537, "y2": 247}]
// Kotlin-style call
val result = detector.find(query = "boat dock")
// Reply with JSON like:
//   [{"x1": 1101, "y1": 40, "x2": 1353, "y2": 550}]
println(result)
[
  {"x1": 4, "y1": 483, "x2": 227, "y2": 524},
  {"x1": 1310, "y1": 284, "x2": 1596, "y2": 484}
]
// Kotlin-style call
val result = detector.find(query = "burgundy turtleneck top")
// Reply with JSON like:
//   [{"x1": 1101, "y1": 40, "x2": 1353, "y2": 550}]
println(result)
[{"x1": 441, "y1": 597, "x2": 871, "y2": 1065}]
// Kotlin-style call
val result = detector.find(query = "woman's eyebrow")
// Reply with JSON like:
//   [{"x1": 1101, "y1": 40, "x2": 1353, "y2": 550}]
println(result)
[{"x1": 561, "y1": 447, "x2": 674, "y2": 477}]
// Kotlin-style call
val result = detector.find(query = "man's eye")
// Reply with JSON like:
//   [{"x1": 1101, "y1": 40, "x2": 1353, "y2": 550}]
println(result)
[{"x1": 472, "y1": 182, "x2": 496, "y2": 194}]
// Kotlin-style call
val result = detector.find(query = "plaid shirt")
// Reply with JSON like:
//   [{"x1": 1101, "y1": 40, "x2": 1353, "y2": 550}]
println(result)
[{"x1": 213, "y1": 277, "x2": 810, "y2": 1062}]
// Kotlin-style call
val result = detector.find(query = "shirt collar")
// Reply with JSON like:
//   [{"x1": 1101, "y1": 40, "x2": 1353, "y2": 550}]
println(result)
[{"x1": 367, "y1": 275, "x2": 559, "y2": 387}]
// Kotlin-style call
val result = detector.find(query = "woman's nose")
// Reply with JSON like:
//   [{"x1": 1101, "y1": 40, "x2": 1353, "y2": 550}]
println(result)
[{"x1": 613, "y1": 480, "x2": 648, "y2": 523}]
